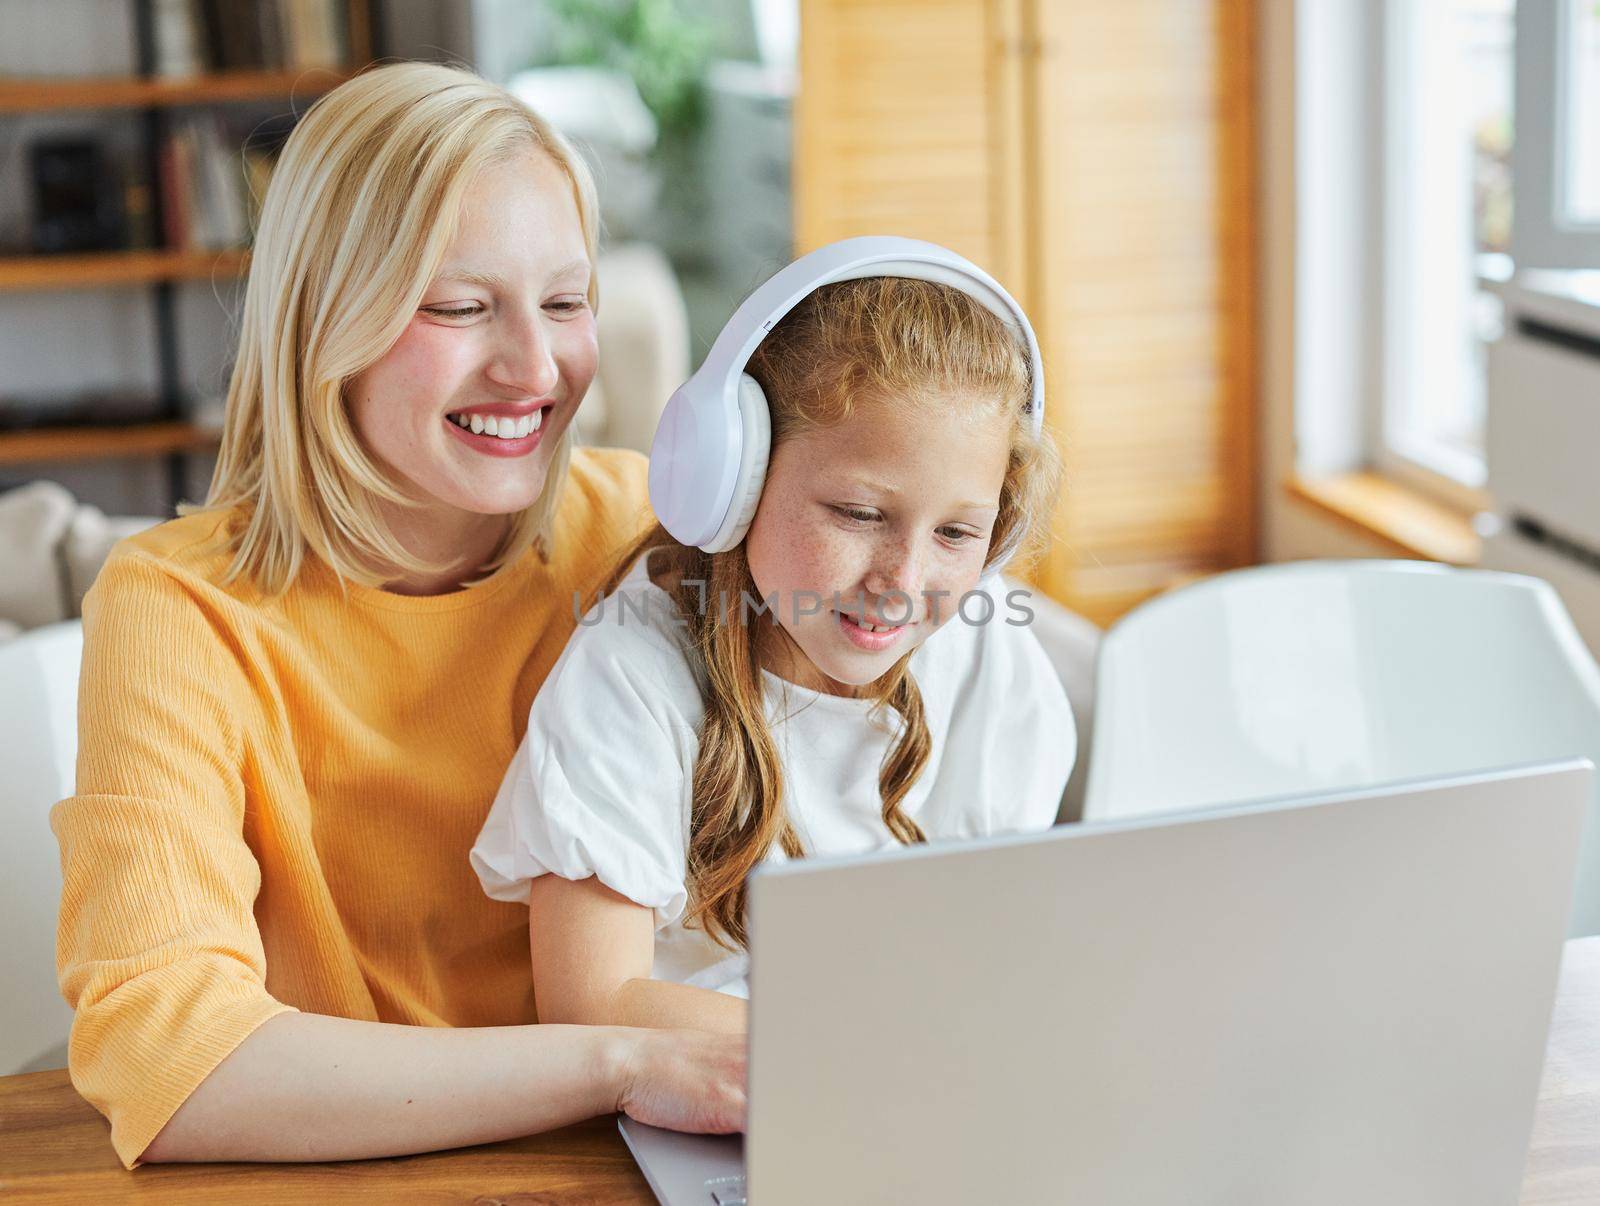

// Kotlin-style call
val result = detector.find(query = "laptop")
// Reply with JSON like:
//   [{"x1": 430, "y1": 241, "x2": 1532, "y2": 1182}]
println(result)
[{"x1": 620, "y1": 761, "x2": 1590, "y2": 1205}]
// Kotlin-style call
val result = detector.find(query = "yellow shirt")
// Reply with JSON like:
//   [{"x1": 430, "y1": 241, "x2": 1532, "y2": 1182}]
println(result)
[{"x1": 51, "y1": 447, "x2": 651, "y2": 1168}]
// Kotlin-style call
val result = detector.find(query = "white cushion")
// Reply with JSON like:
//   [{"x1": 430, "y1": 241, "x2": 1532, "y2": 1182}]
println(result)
[{"x1": 0, "y1": 481, "x2": 76, "y2": 631}]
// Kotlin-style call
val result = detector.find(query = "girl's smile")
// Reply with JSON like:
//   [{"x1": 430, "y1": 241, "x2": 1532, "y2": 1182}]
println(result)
[{"x1": 835, "y1": 607, "x2": 912, "y2": 652}]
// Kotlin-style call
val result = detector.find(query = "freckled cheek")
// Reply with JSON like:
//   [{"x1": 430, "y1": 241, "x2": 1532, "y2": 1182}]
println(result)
[
  {"x1": 777, "y1": 526, "x2": 863, "y2": 603},
  {"x1": 918, "y1": 559, "x2": 983, "y2": 627},
  {"x1": 747, "y1": 503, "x2": 829, "y2": 602}
]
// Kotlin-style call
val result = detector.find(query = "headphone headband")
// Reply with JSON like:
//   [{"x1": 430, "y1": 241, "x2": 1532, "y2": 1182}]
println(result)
[
  {"x1": 697, "y1": 238, "x2": 1044, "y2": 437},
  {"x1": 649, "y1": 236, "x2": 1046, "y2": 552}
]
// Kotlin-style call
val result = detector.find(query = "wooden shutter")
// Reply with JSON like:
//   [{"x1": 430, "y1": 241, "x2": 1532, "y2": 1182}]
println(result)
[
  {"x1": 794, "y1": 0, "x2": 1029, "y2": 297},
  {"x1": 794, "y1": 0, "x2": 1257, "y2": 626},
  {"x1": 1026, "y1": 0, "x2": 1257, "y2": 623}
]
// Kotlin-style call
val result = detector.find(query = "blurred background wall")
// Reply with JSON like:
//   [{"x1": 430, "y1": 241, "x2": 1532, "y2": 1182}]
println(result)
[{"x1": 0, "y1": 0, "x2": 1263, "y2": 628}]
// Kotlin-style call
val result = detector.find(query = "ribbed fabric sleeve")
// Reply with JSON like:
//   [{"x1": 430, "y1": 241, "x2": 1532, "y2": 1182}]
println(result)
[
  {"x1": 50, "y1": 447, "x2": 650, "y2": 1169},
  {"x1": 54, "y1": 552, "x2": 296, "y2": 1167}
]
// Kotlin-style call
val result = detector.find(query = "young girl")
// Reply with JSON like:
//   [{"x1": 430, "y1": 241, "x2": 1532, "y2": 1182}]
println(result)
[{"x1": 471, "y1": 259, "x2": 1074, "y2": 1034}]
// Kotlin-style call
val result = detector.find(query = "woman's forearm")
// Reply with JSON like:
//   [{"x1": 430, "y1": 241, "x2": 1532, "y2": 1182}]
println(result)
[
  {"x1": 608, "y1": 977, "x2": 749, "y2": 1035},
  {"x1": 141, "y1": 1010, "x2": 738, "y2": 1163}
]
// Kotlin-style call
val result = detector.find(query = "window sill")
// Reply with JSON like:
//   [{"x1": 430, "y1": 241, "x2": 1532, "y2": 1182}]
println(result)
[{"x1": 1285, "y1": 472, "x2": 1482, "y2": 566}]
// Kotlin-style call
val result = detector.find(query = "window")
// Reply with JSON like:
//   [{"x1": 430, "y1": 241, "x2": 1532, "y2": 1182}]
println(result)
[
  {"x1": 1292, "y1": 0, "x2": 1512, "y2": 506},
  {"x1": 1563, "y1": 0, "x2": 1600, "y2": 221},
  {"x1": 1291, "y1": 1, "x2": 1600, "y2": 515},
  {"x1": 1376, "y1": 0, "x2": 1513, "y2": 496},
  {"x1": 1514, "y1": 0, "x2": 1600, "y2": 265}
]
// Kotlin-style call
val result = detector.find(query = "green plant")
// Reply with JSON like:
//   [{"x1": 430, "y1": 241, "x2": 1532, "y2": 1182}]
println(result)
[{"x1": 541, "y1": 0, "x2": 713, "y2": 140}]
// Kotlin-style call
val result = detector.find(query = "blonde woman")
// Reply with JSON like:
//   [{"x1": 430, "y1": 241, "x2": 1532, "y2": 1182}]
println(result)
[
  {"x1": 51, "y1": 63, "x2": 742, "y2": 1169},
  {"x1": 470, "y1": 275, "x2": 1075, "y2": 1032}
]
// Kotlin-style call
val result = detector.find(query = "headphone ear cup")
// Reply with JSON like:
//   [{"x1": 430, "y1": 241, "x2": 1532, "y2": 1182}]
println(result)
[{"x1": 702, "y1": 374, "x2": 772, "y2": 553}]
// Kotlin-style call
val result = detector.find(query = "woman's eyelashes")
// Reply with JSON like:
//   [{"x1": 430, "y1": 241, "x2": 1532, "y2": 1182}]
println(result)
[
  {"x1": 826, "y1": 504, "x2": 985, "y2": 547},
  {"x1": 417, "y1": 296, "x2": 589, "y2": 321}
]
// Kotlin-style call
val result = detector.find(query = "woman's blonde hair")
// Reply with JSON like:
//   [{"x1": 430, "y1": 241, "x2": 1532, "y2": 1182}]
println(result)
[
  {"x1": 190, "y1": 62, "x2": 600, "y2": 593},
  {"x1": 599, "y1": 277, "x2": 1061, "y2": 949}
]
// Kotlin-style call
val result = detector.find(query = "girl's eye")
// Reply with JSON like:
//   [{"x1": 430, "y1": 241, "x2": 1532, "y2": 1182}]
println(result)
[
  {"x1": 938, "y1": 526, "x2": 982, "y2": 545},
  {"x1": 831, "y1": 505, "x2": 879, "y2": 524},
  {"x1": 421, "y1": 304, "x2": 483, "y2": 319},
  {"x1": 545, "y1": 298, "x2": 589, "y2": 316}
]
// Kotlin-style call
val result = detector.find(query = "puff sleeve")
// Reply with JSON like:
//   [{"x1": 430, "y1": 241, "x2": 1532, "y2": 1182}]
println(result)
[{"x1": 471, "y1": 587, "x2": 705, "y2": 929}]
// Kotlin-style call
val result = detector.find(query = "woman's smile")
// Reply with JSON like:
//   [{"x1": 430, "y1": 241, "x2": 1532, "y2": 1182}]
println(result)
[{"x1": 443, "y1": 401, "x2": 557, "y2": 457}]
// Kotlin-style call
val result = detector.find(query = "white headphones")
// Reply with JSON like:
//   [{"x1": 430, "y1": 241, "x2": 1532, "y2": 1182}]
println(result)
[{"x1": 647, "y1": 236, "x2": 1046, "y2": 554}]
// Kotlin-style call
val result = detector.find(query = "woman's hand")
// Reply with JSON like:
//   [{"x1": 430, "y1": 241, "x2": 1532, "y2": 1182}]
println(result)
[
  {"x1": 613, "y1": 1028, "x2": 747, "y2": 1133},
  {"x1": 142, "y1": 1013, "x2": 741, "y2": 1164}
]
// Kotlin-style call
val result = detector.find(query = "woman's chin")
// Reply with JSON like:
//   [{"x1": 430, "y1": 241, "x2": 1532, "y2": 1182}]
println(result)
[
  {"x1": 432, "y1": 457, "x2": 556, "y2": 516},
  {"x1": 467, "y1": 492, "x2": 546, "y2": 518}
]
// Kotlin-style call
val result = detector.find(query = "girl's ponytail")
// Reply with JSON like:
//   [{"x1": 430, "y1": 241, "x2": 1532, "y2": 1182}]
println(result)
[
  {"x1": 876, "y1": 665, "x2": 931, "y2": 849},
  {"x1": 683, "y1": 543, "x2": 803, "y2": 950}
]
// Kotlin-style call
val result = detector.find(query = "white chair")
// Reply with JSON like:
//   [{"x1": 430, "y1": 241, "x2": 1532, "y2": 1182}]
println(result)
[
  {"x1": 1012, "y1": 581, "x2": 1101, "y2": 823},
  {"x1": 1083, "y1": 560, "x2": 1600, "y2": 937},
  {"x1": 0, "y1": 619, "x2": 82, "y2": 1074}
]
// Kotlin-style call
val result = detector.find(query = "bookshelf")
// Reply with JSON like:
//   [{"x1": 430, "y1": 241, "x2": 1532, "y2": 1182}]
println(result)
[
  {"x1": 0, "y1": 248, "x2": 249, "y2": 292},
  {"x1": 0, "y1": 421, "x2": 221, "y2": 467},
  {"x1": 0, "y1": 67, "x2": 350, "y2": 115},
  {"x1": 0, "y1": 0, "x2": 373, "y2": 508}
]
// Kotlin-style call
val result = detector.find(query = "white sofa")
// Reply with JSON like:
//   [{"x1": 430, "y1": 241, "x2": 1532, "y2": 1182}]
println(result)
[
  {"x1": 0, "y1": 480, "x2": 160, "y2": 643},
  {"x1": 0, "y1": 621, "x2": 82, "y2": 1075}
]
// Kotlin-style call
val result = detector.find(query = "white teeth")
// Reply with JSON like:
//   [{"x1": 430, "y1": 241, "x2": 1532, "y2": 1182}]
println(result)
[{"x1": 451, "y1": 410, "x2": 545, "y2": 437}]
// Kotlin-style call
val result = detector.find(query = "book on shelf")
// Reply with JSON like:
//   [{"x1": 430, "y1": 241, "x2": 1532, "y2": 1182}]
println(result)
[
  {"x1": 152, "y1": 0, "x2": 203, "y2": 78},
  {"x1": 153, "y1": 0, "x2": 349, "y2": 77},
  {"x1": 156, "y1": 128, "x2": 192, "y2": 250},
  {"x1": 156, "y1": 113, "x2": 257, "y2": 251}
]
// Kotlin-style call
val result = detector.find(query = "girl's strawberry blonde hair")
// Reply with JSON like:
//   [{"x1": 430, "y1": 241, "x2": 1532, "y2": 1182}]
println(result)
[
  {"x1": 600, "y1": 276, "x2": 1061, "y2": 949},
  {"x1": 188, "y1": 62, "x2": 599, "y2": 593}
]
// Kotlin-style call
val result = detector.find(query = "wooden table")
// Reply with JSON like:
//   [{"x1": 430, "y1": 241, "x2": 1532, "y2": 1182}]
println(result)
[
  {"x1": 1524, "y1": 936, "x2": 1600, "y2": 1204},
  {"x1": 4, "y1": 938, "x2": 1599, "y2": 1203}
]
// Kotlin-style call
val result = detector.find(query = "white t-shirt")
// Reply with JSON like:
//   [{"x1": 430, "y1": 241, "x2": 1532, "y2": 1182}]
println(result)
[{"x1": 470, "y1": 555, "x2": 1076, "y2": 997}]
